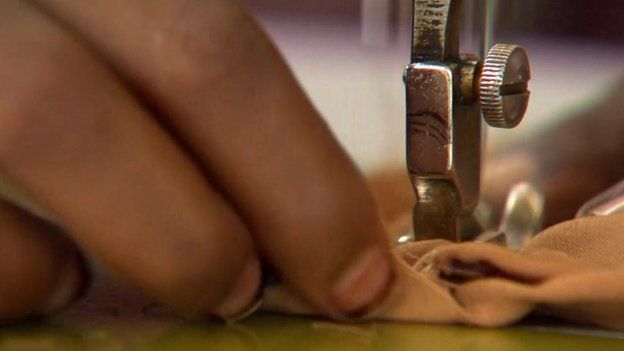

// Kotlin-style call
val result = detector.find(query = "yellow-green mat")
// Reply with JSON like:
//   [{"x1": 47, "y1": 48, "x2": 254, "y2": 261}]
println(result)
[{"x1": 0, "y1": 315, "x2": 623, "y2": 351}]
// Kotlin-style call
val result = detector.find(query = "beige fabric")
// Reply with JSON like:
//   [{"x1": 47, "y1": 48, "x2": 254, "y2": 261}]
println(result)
[
  {"x1": 387, "y1": 214, "x2": 624, "y2": 330},
  {"x1": 264, "y1": 172, "x2": 624, "y2": 330}
]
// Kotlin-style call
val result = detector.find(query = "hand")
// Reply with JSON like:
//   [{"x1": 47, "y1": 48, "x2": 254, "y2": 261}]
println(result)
[{"x1": 0, "y1": 0, "x2": 395, "y2": 321}]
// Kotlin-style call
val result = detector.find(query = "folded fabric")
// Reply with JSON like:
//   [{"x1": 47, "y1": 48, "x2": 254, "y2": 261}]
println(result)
[{"x1": 263, "y1": 174, "x2": 624, "y2": 331}]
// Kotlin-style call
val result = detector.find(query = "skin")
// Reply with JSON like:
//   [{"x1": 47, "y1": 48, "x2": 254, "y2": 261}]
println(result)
[
  {"x1": 0, "y1": 0, "x2": 621, "y2": 324},
  {"x1": 0, "y1": 0, "x2": 395, "y2": 321}
]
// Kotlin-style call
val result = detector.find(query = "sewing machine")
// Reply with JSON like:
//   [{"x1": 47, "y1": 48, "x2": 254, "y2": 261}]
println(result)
[{"x1": 404, "y1": 0, "x2": 533, "y2": 243}]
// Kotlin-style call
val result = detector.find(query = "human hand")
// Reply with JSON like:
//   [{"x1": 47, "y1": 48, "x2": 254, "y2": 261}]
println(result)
[{"x1": 0, "y1": 0, "x2": 395, "y2": 321}]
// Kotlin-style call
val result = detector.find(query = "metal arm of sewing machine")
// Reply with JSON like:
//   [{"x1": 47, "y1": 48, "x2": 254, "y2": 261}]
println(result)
[{"x1": 404, "y1": 0, "x2": 531, "y2": 242}]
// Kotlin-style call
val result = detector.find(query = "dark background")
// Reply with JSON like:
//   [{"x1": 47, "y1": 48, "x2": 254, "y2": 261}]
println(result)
[{"x1": 241, "y1": 0, "x2": 624, "y2": 42}]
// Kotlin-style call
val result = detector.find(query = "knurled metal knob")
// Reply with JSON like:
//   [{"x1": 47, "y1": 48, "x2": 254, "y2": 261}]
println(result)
[{"x1": 479, "y1": 44, "x2": 531, "y2": 129}]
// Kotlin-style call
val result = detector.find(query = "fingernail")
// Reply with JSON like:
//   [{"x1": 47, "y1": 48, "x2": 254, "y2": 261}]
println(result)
[
  {"x1": 42, "y1": 254, "x2": 90, "y2": 314},
  {"x1": 213, "y1": 257, "x2": 262, "y2": 320},
  {"x1": 331, "y1": 248, "x2": 395, "y2": 318}
]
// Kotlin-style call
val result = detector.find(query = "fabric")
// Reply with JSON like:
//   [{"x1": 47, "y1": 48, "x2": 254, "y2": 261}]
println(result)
[{"x1": 263, "y1": 172, "x2": 624, "y2": 331}]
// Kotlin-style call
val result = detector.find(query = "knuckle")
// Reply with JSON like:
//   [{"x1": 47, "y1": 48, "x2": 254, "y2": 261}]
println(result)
[
  {"x1": 156, "y1": 2, "x2": 258, "y2": 93},
  {"x1": 0, "y1": 76, "x2": 57, "y2": 166},
  {"x1": 0, "y1": 35, "x2": 103, "y2": 168}
]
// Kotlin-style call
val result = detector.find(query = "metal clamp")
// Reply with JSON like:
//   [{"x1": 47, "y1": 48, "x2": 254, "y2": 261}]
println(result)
[{"x1": 405, "y1": 0, "x2": 531, "y2": 242}]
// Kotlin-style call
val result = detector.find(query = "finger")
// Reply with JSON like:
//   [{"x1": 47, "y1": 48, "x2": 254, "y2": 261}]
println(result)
[
  {"x1": 0, "y1": 0, "x2": 260, "y2": 318},
  {"x1": 0, "y1": 199, "x2": 85, "y2": 321},
  {"x1": 367, "y1": 169, "x2": 415, "y2": 239},
  {"x1": 37, "y1": 0, "x2": 396, "y2": 317}
]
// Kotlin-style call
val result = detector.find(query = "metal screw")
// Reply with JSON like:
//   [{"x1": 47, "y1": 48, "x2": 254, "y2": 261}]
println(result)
[{"x1": 479, "y1": 44, "x2": 531, "y2": 129}]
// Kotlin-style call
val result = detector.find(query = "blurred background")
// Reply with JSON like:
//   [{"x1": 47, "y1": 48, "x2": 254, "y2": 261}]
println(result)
[
  {"x1": 242, "y1": 0, "x2": 624, "y2": 40},
  {"x1": 239, "y1": 0, "x2": 624, "y2": 173}
]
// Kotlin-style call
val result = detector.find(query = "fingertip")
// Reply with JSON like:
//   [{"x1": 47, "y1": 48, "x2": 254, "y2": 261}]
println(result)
[
  {"x1": 330, "y1": 247, "x2": 396, "y2": 319},
  {"x1": 212, "y1": 256, "x2": 263, "y2": 320},
  {"x1": 40, "y1": 249, "x2": 90, "y2": 314}
]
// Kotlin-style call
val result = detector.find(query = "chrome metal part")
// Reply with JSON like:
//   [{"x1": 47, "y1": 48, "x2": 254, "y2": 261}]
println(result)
[
  {"x1": 475, "y1": 183, "x2": 544, "y2": 251},
  {"x1": 460, "y1": 56, "x2": 481, "y2": 103},
  {"x1": 396, "y1": 232, "x2": 416, "y2": 245},
  {"x1": 411, "y1": 0, "x2": 461, "y2": 62},
  {"x1": 499, "y1": 183, "x2": 544, "y2": 250},
  {"x1": 480, "y1": 44, "x2": 531, "y2": 128},
  {"x1": 483, "y1": 0, "x2": 497, "y2": 57},
  {"x1": 405, "y1": 0, "x2": 531, "y2": 242},
  {"x1": 577, "y1": 180, "x2": 624, "y2": 218}
]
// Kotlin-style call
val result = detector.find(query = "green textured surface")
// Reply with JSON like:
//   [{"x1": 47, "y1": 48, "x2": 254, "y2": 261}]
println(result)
[{"x1": 1, "y1": 315, "x2": 623, "y2": 351}]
